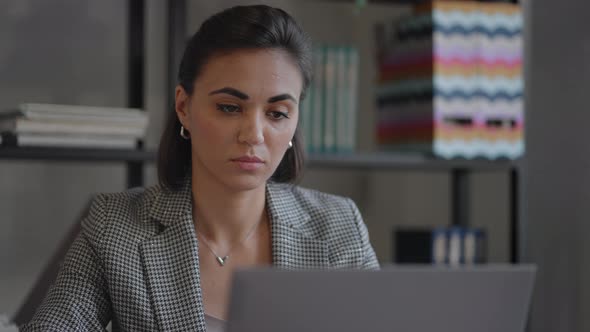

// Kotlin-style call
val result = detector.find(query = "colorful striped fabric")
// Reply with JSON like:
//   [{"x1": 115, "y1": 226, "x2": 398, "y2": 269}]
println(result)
[{"x1": 375, "y1": 0, "x2": 523, "y2": 159}]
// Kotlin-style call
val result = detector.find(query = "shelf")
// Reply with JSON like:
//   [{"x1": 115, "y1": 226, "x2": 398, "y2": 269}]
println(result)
[
  {"x1": 306, "y1": 152, "x2": 519, "y2": 171},
  {"x1": 0, "y1": 146, "x2": 157, "y2": 163},
  {"x1": 0, "y1": 147, "x2": 518, "y2": 171}
]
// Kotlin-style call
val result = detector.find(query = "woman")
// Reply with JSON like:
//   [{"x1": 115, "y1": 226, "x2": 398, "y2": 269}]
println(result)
[{"x1": 22, "y1": 5, "x2": 378, "y2": 332}]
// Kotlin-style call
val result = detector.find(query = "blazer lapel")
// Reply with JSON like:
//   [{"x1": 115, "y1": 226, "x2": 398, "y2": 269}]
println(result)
[
  {"x1": 266, "y1": 182, "x2": 329, "y2": 269},
  {"x1": 139, "y1": 182, "x2": 206, "y2": 332}
]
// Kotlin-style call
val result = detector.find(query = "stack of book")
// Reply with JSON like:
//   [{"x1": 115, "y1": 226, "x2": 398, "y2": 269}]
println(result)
[
  {"x1": 0, "y1": 103, "x2": 149, "y2": 149},
  {"x1": 300, "y1": 44, "x2": 359, "y2": 154},
  {"x1": 395, "y1": 226, "x2": 487, "y2": 265},
  {"x1": 375, "y1": 1, "x2": 523, "y2": 159}
]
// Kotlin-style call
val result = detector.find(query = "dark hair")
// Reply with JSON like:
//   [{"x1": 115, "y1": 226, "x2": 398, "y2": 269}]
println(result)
[{"x1": 158, "y1": 5, "x2": 312, "y2": 190}]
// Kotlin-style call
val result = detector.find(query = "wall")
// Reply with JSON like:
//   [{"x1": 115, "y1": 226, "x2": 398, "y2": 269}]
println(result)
[{"x1": 523, "y1": 0, "x2": 590, "y2": 331}]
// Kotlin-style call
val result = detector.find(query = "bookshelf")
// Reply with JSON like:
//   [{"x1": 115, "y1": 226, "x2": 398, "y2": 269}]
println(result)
[
  {"x1": 308, "y1": 153, "x2": 520, "y2": 264},
  {"x1": 0, "y1": 146, "x2": 155, "y2": 189},
  {"x1": 0, "y1": 147, "x2": 516, "y2": 174},
  {"x1": 307, "y1": 152, "x2": 518, "y2": 171},
  {"x1": 0, "y1": 0, "x2": 521, "y2": 265},
  {"x1": 0, "y1": 146, "x2": 155, "y2": 162}
]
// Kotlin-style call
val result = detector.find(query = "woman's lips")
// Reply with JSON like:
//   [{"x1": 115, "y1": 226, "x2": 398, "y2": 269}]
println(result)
[
  {"x1": 231, "y1": 156, "x2": 265, "y2": 171},
  {"x1": 232, "y1": 156, "x2": 264, "y2": 163}
]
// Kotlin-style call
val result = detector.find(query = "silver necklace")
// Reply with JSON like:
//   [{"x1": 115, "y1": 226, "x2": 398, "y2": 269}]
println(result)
[{"x1": 197, "y1": 217, "x2": 263, "y2": 267}]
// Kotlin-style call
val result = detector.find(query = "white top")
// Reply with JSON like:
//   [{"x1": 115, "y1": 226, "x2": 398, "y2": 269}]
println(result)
[{"x1": 204, "y1": 314, "x2": 226, "y2": 332}]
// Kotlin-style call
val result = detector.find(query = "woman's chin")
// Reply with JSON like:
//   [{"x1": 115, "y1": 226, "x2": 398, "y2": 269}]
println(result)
[{"x1": 221, "y1": 173, "x2": 268, "y2": 192}]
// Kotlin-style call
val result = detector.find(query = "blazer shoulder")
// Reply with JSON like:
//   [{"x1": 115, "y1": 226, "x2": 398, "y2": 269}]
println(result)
[
  {"x1": 289, "y1": 184, "x2": 356, "y2": 214},
  {"x1": 271, "y1": 183, "x2": 379, "y2": 269},
  {"x1": 80, "y1": 185, "x2": 161, "y2": 247},
  {"x1": 270, "y1": 182, "x2": 362, "y2": 238}
]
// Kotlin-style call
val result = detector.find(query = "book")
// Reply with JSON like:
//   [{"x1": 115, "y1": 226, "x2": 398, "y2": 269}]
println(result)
[
  {"x1": 10, "y1": 103, "x2": 144, "y2": 118},
  {"x1": 311, "y1": 45, "x2": 325, "y2": 153},
  {"x1": 335, "y1": 46, "x2": 348, "y2": 152},
  {"x1": 463, "y1": 228, "x2": 487, "y2": 264},
  {"x1": 1, "y1": 132, "x2": 137, "y2": 149},
  {"x1": 346, "y1": 47, "x2": 359, "y2": 152},
  {"x1": 0, "y1": 103, "x2": 149, "y2": 127},
  {"x1": 323, "y1": 46, "x2": 337, "y2": 153},
  {"x1": 432, "y1": 227, "x2": 448, "y2": 265},
  {"x1": 3, "y1": 112, "x2": 149, "y2": 127},
  {"x1": 448, "y1": 227, "x2": 464, "y2": 266},
  {"x1": 395, "y1": 226, "x2": 487, "y2": 265},
  {"x1": 305, "y1": 44, "x2": 360, "y2": 154},
  {"x1": 0, "y1": 117, "x2": 146, "y2": 137},
  {"x1": 301, "y1": 63, "x2": 314, "y2": 152}
]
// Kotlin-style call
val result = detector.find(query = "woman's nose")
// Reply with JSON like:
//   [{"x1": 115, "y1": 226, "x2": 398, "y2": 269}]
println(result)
[{"x1": 237, "y1": 112, "x2": 265, "y2": 146}]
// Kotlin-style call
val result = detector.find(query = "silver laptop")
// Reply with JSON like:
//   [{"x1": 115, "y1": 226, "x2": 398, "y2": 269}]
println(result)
[{"x1": 226, "y1": 265, "x2": 536, "y2": 332}]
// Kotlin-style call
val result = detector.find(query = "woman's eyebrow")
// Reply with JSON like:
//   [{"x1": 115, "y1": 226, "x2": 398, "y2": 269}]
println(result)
[
  {"x1": 268, "y1": 93, "x2": 297, "y2": 104},
  {"x1": 209, "y1": 87, "x2": 249, "y2": 100},
  {"x1": 209, "y1": 87, "x2": 297, "y2": 104}
]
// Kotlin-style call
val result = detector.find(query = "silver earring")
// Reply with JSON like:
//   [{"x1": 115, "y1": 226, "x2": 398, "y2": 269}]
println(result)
[
  {"x1": 288, "y1": 141, "x2": 293, "y2": 148},
  {"x1": 180, "y1": 126, "x2": 190, "y2": 140}
]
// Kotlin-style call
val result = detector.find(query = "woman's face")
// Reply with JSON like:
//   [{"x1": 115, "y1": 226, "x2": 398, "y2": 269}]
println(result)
[{"x1": 175, "y1": 49, "x2": 302, "y2": 191}]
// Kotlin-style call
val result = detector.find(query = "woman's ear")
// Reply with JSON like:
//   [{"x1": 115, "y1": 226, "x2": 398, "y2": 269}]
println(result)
[{"x1": 175, "y1": 85, "x2": 190, "y2": 128}]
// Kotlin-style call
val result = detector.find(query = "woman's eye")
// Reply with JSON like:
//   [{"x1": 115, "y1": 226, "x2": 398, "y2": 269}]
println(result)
[
  {"x1": 268, "y1": 111, "x2": 290, "y2": 120},
  {"x1": 216, "y1": 104, "x2": 240, "y2": 113}
]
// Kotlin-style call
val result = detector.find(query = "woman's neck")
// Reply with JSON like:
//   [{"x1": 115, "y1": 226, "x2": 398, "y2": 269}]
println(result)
[{"x1": 191, "y1": 171, "x2": 267, "y2": 246}]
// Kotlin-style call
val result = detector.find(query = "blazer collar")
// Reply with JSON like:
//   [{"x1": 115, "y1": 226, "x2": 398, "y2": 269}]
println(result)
[
  {"x1": 148, "y1": 179, "x2": 311, "y2": 230},
  {"x1": 148, "y1": 179, "x2": 193, "y2": 227},
  {"x1": 141, "y1": 179, "x2": 205, "y2": 331},
  {"x1": 265, "y1": 181, "x2": 310, "y2": 230},
  {"x1": 266, "y1": 181, "x2": 329, "y2": 269}
]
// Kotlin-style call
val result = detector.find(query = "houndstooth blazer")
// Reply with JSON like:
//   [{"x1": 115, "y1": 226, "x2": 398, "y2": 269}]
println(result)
[{"x1": 21, "y1": 179, "x2": 379, "y2": 331}]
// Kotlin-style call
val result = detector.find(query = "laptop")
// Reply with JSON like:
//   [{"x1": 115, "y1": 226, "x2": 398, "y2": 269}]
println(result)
[{"x1": 226, "y1": 265, "x2": 536, "y2": 332}]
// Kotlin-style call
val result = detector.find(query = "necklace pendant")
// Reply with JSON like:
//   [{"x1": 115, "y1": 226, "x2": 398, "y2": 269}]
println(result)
[{"x1": 216, "y1": 256, "x2": 229, "y2": 266}]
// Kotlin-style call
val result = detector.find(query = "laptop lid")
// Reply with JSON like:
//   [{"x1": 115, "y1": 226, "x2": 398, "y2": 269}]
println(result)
[{"x1": 227, "y1": 265, "x2": 536, "y2": 332}]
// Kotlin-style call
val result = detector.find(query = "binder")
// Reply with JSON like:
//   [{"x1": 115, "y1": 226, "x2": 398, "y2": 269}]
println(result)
[
  {"x1": 346, "y1": 47, "x2": 359, "y2": 152},
  {"x1": 464, "y1": 228, "x2": 486, "y2": 264},
  {"x1": 448, "y1": 227, "x2": 465, "y2": 266},
  {"x1": 301, "y1": 78, "x2": 314, "y2": 152},
  {"x1": 397, "y1": 226, "x2": 487, "y2": 265},
  {"x1": 323, "y1": 46, "x2": 337, "y2": 153},
  {"x1": 335, "y1": 46, "x2": 348, "y2": 152},
  {"x1": 431, "y1": 227, "x2": 448, "y2": 265},
  {"x1": 311, "y1": 45, "x2": 325, "y2": 153}
]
